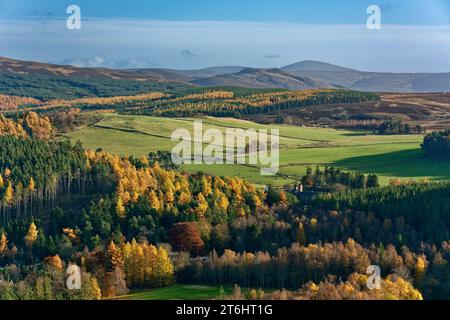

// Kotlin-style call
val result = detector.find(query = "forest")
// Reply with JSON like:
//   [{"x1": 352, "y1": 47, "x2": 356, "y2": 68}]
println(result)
[
  {"x1": 0, "y1": 111, "x2": 449, "y2": 300},
  {"x1": 0, "y1": 72, "x2": 188, "y2": 101},
  {"x1": 1, "y1": 88, "x2": 379, "y2": 120}
]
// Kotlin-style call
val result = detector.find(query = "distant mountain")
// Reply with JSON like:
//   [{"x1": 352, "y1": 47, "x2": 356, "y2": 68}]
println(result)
[
  {"x1": 1, "y1": 56, "x2": 450, "y2": 93},
  {"x1": 283, "y1": 60, "x2": 355, "y2": 73},
  {"x1": 282, "y1": 60, "x2": 450, "y2": 93},
  {"x1": 0, "y1": 56, "x2": 191, "y2": 83},
  {"x1": 126, "y1": 66, "x2": 246, "y2": 83},
  {"x1": 191, "y1": 68, "x2": 331, "y2": 90},
  {"x1": 172, "y1": 66, "x2": 246, "y2": 80}
]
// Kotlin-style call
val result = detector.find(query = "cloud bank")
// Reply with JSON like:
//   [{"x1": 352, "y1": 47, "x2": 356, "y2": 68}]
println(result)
[{"x1": 0, "y1": 19, "x2": 449, "y2": 72}]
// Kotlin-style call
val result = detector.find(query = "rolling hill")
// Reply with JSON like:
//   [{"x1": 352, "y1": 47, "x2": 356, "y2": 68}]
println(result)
[
  {"x1": 282, "y1": 60, "x2": 450, "y2": 93},
  {"x1": 191, "y1": 68, "x2": 331, "y2": 90},
  {"x1": 1, "y1": 56, "x2": 450, "y2": 95}
]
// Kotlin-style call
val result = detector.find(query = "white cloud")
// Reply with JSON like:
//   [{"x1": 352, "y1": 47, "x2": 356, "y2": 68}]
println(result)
[{"x1": 60, "y1": 56, "x2": 155, "y2": 69}]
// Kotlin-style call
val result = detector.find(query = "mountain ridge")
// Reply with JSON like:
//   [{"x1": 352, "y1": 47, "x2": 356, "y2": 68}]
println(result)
[{"x1": 1, "y1": 56, "x2": 450, "y2": 93}]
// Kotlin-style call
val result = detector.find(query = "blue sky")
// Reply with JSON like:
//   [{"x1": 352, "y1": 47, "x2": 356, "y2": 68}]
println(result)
[
  {"x1": 1, "y1": 0, "x2": 450, "y2": 71},
  {"x1": 2, "y1": 0, "x2": 450, "y2": 25}
]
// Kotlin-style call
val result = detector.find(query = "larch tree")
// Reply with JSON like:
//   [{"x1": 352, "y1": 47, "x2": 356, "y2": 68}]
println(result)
[
  {"x1": 24, "y1": 221, "x2": 38, "y2": 264},
  {"x1": 195, "y1": 193, "x2": 209, "y2": 217},
  {"x1": 148, "y1": 190, "x2": 161, "y2": 212},
  {"x1": 115, "y1": 198, "x2": 126, "y2": 219},
  {"x1": 43, "y1": 255, "x2": 64, "y2": 272},
  {"x1": 24, "y1": 222, "x2": 38, "y2": 248},
  {"x1": 107, "y1": 241, "x2": 124, "y2": 270},
  {"x1": 2, "y1": 181, "x2": 14, "y2": 206},
  {"x1": 0, "y1": 232, "x2": 8, "y2": 256}
]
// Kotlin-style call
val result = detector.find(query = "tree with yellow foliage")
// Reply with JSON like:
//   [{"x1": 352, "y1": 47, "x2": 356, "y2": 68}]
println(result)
[
  {"x1": 155, "y1": 246, "x2": 175, "y2": 286},
  {"x1": 201, "y1": 176, "x2": 212, "y2": 196},
  {"x1": 148, "y1": 190, "x2": 161, "y2": 212},
  {"x1": 27, "y1": 177, "x2": 36, "y2": 193},
  {"x1": 107, "y1": 241, "x2": 124, "y2": 270},
  {"x1": 217, "y1": 193, "x2": 230, "y2": 211},
  {"x1": 24, "y1": 222, "x2": 38, "y2": 248},
  {"x1": 2, "y1": 181, "x2": 14, "y2": 206},
  {"x1": 0, "y1": 232, "x2": 8, "y2": 256},
  {"x1": 120, "y1": 240, "x2": 174, "y2": 288},
  {"x1": 251, "y1": 194, "x2": 262, "y2": 208},
  {"x1": 23, "y1": 111, "x2": 55, "y2": 140},
  {"x1": 414, "y1": 256, "x2": 427, "y2": 284},
  {"x1": 195, "y1": 193, "x2": 209, "y2": 217},
  {"x1": 86, "y1": 277, "x2": 102, "y2": 300},
  {"x1": 115, "y1": 197, "x2": 126, "y2": 219},
  {"x1": 24, "y1": 221, "x2": 38, "y2": 264},
  {"x1": 164, "y1": 188, "x2": 175, "y2": 205},
  {"x1": 178, "y1": 191, "x2": 191, "y2": 205},
  {"x1": 63, "y1": 228, "x2": 78, "y2": 244}
]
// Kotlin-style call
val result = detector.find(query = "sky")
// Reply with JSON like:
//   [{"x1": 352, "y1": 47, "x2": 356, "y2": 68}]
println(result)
[{"x1": 0, "y1": 0, "x2": 450, "y2": 71}]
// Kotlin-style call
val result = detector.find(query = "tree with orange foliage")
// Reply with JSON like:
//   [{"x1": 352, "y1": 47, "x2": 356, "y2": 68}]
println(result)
[
  {"x1": 169, "y1": 222, "x2": 204, "y2": 256},
  {"x1": 43, "y1": 255, "x2": 64, "y2": 272}
]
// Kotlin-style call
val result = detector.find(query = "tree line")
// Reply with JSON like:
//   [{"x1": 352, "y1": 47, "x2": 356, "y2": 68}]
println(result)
[{"x1": 422, "y1": 129, "x2": 450, "y2": 159}]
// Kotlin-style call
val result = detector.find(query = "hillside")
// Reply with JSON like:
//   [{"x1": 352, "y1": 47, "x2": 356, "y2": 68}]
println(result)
[
  {"x1": 191, "y1": 68, "x2": 331, "y2": 90},
  {"x1": 0, "y1": 56, "x2": 179, "y2": 82},
  {"x1": 282, "y1": 60, "x2": 450, "y2": 93},
  {"x1": 247, "y1": 92, "x2": 450, "y2": 131},
  {"x1": 0, "y1": 57, "x2": 191, "y2": 100},
  {"x1": 1, "y1": 57, "x2": 450, "y2": 99}
]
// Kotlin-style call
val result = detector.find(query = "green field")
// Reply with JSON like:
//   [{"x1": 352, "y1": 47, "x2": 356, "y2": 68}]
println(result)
[
  {"x1": 119, "y1": 285, "x2": 231, "y2": 300},
  {"x1": 66, "y1": 113, "x2": 450, "y2": 186}
]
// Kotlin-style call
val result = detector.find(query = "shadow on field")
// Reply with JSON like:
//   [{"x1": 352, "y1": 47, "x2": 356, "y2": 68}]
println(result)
[
  {"x1": 340, "y1": 132, "x2": 371, "y2": 137},
  {"x1": 332, "y1": 149, "x2": 450, "y2": 180}
]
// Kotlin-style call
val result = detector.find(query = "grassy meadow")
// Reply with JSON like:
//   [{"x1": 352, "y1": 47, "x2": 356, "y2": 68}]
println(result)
[
  {"x1": 119, "y1": 285, "x2": 231, "y2": 300},
  {"x1": 66, "y1": 113, "x2": 450, "y2": 186}
]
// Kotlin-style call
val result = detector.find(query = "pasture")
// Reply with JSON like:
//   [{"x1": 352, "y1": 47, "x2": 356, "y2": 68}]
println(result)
[
  {"x1": 66, "y1": 113, "x2": 450, "y2": 186},
  {"x1": 119, "y1": 285, "x2": 231, "y2": 300}
]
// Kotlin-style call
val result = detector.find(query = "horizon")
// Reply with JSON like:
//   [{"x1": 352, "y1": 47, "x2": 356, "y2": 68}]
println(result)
[{"x1": 4, "y1": 54, "x2": 450, "y2": 74}]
